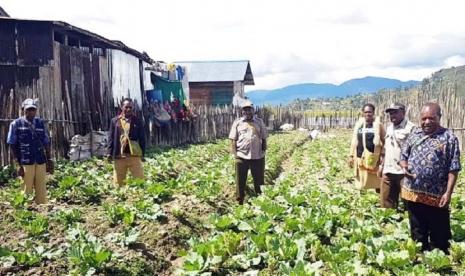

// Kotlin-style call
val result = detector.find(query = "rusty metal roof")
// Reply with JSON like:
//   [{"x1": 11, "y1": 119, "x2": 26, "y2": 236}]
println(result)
[
  {"x1": 0, "y1": 17, "x2": 152, "y2": 63},
  {"x1": 175, "y1": 60, "x2": 254, "y2": 85}
]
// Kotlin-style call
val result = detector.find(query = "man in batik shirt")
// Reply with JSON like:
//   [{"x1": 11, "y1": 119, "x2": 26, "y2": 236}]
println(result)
[{"x1": 400, "y1": 102, "x2": 461, "y2": 252}]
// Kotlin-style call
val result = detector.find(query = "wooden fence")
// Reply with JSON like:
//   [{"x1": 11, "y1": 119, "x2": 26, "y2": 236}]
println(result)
[
  {"x1": 286, "y1": 67, "x2": 465, "y2": 151},
  {"x1": 144, "y1": 105, "x2": 306, "y2": 146},
  {"x1": 0, "y1": 104, "x2": 306, "y2": 166},
  {"x1": 145, "y1": 105, "x2": 239, "y2": 146},
  {"x1": 354, "y1": 69, "x2": 465, "y2": 152},
  {"x1": 3, "y1": 66, "x2": 464, "y2": 166}
]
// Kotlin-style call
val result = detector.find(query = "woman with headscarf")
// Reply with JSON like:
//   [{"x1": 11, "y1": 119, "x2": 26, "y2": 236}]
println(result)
[{"x1": 349, "y1": 103, "x2": 385, "y2": 190}]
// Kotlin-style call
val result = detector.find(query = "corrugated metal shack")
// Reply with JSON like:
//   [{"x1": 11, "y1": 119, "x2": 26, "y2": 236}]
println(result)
[
  {"x1": 175, "y1": 61, "x2": 254, "y2": 106},
  {"x1": 0, "y1": 17, "x2": 153, "y2": 166}
]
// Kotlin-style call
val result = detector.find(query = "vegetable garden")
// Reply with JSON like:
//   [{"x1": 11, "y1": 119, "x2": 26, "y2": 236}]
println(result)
[{"x1": 1, "y1": 131, "x2": 464, "y2": 275}]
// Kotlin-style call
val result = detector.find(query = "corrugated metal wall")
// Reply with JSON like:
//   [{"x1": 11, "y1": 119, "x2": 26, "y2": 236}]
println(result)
[
  {"x1": 109, "y1": 50, "x2": 143, "y2": 108},
  {"x1": 142, "y1": 61, "x2": 154, "y2": 91}
]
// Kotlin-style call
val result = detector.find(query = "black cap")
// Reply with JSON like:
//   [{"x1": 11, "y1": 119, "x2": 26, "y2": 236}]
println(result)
[{"x1": 385, "y1": 103, "x2": 406, "y2": 113}]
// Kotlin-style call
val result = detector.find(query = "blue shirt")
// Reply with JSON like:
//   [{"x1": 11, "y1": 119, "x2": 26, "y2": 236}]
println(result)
[
  {"x1": 7, "y1": 117, "x2": 50, "y2": 165},
  {"x1": 400, "y1": 127, "x2": 461, "y2": 206}
]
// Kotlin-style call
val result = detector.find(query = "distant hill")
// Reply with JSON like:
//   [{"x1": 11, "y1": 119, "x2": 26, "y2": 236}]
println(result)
[{"x1": 246, "y1": 76, "x2": 420, "y2": 106}]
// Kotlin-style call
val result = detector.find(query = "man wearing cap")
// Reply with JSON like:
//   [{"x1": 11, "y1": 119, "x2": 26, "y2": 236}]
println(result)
[
  {"x1": 379, "y1": 103, "x2": 415, "y2": 209},
  {"x1": 400, "y1": 102, "x2": 461, "y2": 252},
  {"x1": 229, "y1": 101, "x2": 268, "y2": 204},
  {"x1": 7, "y1": 99, "x2": 53, "y2": 204}
]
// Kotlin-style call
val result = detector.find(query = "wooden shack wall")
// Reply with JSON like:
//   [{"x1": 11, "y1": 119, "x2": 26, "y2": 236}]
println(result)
[
  {"x1": 0, "y1": 20, "x2": 158, "y2": 166},
  {"x1": 188, "y1": 82, "x2": 234, "y2": 106},
  {"x1": 0, "y1": 21, "x2": 53, "y2": 66},
  {"x1": 0, "y1": 38, "x2": 115, "y2": 166}
]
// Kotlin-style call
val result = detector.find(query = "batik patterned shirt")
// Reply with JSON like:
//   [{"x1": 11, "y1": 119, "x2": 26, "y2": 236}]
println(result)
[{"x1": 400, "y1": 127, "x2": 461, "y2": 207}]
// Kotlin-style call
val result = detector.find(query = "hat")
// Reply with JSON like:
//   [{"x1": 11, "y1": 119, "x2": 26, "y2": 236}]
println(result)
[
  {"x1": 22, "y1": 98, "x2": 38, "y2": 110},
  {"x1": 241, "y1": 100, "x2": 253, "y2": 109},
  {"x1": 385, "y1": 103, "x2": 405, "y2": 113}
]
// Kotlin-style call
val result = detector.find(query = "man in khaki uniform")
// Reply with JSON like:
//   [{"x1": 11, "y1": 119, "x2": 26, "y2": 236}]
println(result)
[
  {"x1": 7, "y1": 99, "x2": 54, "y2": 204},
  {"x1": 379, "y1": 103, "x2": 415, "y2": 208},
  {"x1": 229, "y1": 101, "x2": 268, "y2": 204},
  {"x1": 108, "y1": 98, "x2": 146, "y2": 186}
]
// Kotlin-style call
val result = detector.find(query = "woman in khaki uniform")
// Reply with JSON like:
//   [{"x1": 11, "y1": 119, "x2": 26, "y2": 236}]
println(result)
[{"x1": 349, "y1": 104, "x2": 385, "y2": 190}]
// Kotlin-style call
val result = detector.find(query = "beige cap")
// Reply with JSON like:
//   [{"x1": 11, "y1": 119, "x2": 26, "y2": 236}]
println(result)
[
  {"x1": 22, "y1": 98, "x2": 38, "y2": 110},
  {"x1": 241, "y1": 100, "x2": 253, "y2": 109}
]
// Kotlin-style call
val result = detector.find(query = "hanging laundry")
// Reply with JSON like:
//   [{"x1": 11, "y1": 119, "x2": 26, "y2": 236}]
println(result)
[
  {"x1": 151, "y1": 74, "x2": 186, "y2": 104},
  {"x1": 168, "y1": 69, "x2": 177, "y2": 81},
  {"x1": 176, "y1": 66, "x2": 184, "y2": 80},
  {"x1": 167, "y1": 63, "x2": 177, "y2": 71},
  {"x1": 146, "y1": 89, "x2": 163, "y2": 103}
]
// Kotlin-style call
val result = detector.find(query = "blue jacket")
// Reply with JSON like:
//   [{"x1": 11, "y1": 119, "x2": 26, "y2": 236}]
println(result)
[{"x1": 7, "y1": 117, "x2": 50, "y2": 165}]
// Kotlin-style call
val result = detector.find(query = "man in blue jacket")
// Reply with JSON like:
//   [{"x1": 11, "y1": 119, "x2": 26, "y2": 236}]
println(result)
[{"x1": 7, "y1": 99, "x2": 53, "y2": 204}]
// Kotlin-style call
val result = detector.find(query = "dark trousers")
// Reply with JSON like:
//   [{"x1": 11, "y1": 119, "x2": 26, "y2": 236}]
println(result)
[
  {"x1": 406, "y1": 201, "x2": 451, "y2": 252},
  {"x1": 235, "y1": 157, "x2": 264, "y2": 204},
  {"x1": 380, "y1": 173, "x2": 404, "y2": 209}
]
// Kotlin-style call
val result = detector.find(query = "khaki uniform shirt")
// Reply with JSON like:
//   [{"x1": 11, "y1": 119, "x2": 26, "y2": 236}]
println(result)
[
  {"x1": 229, "y1": 117, "x2": 268, "y2": 160},
  {"x1": 382, "y1": 119, "x2": 415, "y2": 175}
]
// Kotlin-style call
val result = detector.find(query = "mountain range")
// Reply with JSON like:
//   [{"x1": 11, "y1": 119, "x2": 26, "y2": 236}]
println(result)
[{"x1": 246, "y1": 76, "x2": 420, "y2": 106}]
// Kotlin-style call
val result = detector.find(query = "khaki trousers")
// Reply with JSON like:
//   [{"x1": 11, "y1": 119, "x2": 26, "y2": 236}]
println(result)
[
  {"x1": 22, "y1": 163, "x2": 47, "y2": 204},
  {"x1": 113, "y1": 157, "x2": 144, "y2": 186}
]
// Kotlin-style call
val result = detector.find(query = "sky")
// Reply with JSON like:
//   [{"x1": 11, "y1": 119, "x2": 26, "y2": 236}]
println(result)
[{"x1": 2, "y1": 0, "x2": 465, "y2": 91}]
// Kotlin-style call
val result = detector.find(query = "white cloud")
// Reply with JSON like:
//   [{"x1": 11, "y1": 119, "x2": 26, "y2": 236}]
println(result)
[
  {"x1": 443, "y1": 55, "x2": 465, "y2": 68},
  {"x1": 3, "y1": 0, "x2": 465, "y2": 91}
]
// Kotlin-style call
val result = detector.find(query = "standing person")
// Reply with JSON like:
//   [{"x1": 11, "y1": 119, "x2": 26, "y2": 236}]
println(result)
[
  {"x1": 349, "y1": 103, "x2": 385, "y2": 190},
  {"x1": 229, "y1": 101, "x2": 268, "y2": 205},
  {"x1": 7, "y1": 99, "x2": 54, "y2": 204},
  {"x1": 379, "y1": 103, "x2": 415, "y2": 209},
  {"x1": 108, "y1": 98, "x2": 146, "y2": 186},
  {"x1": 400, "y1": 102, "x2": 461, "y2": 252}
]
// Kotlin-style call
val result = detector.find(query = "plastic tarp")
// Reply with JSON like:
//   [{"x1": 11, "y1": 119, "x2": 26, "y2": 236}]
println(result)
[{"x1": 151, "y1": 74, "x2": 186, "y2": 104}]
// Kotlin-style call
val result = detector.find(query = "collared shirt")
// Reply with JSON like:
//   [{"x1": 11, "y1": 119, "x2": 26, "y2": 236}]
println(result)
[
  {"x1": 229, "y1": 116, "x2": 268, "y2": 160},
  {"x1": 383, "y1": 119, "x2": 415, "y2": 174},
  {"x1": 7, "y1": 116, "x2": 50, "y2": 165},
  {"x1": 400, "y1": 127, "x2": 461, "y2": 207}
]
